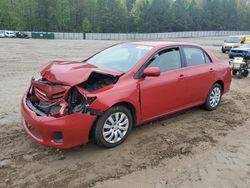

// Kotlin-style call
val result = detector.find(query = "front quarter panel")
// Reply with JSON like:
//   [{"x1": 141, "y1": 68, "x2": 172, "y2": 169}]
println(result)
[{"x1": 88, "y1": 78, "x2": 141, "y2": 124}]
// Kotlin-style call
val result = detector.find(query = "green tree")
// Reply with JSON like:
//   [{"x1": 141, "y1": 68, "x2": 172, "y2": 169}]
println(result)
[
  {"x1": 82, "y1": 17, "x2": 91, "y2": 32},
  {"x1": 0, "y1": 0, "x2": 250, "y2": 33}
]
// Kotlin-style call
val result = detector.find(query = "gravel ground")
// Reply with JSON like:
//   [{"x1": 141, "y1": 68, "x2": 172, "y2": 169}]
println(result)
[{"x1": 0, "y1": 37, "x2": 249, "y2": 188}]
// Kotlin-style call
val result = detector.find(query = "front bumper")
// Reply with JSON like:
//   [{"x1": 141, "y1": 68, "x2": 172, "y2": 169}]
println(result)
[
  {"x1": 21, "y1": 95, "x2": 96, "y2": 149},
  {"x1": 222, "y1": 46, "x2": 233, "y2": 52}
]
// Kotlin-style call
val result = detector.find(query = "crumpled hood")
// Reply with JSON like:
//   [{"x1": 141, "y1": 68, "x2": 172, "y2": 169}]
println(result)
[{"x1": 40, "y1": 60, "x2": 122, "y2": 86}]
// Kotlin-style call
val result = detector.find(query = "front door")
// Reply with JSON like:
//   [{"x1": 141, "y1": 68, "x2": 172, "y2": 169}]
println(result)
[{"x1": 139, "y1": 47, "x2": 187, "y2": 121}]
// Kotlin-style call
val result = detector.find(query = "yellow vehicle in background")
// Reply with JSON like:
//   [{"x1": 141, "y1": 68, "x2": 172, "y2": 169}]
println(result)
[{"x1": 222, "y1": 35, "x2": 250, "y2": 53}]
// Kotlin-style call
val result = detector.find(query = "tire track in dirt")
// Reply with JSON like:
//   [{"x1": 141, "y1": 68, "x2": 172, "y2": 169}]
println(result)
[{"x1": 1, "y1": 90, "x2": 249, "y2": 188}]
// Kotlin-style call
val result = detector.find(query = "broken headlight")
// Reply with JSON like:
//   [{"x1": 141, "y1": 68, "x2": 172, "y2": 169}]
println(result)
[
  {"x1": 32, "y1": 75, "x2": 42, "y2": 82},
  {"x1": 68, "y1": 88, "x2": 96, "y2": 114}
]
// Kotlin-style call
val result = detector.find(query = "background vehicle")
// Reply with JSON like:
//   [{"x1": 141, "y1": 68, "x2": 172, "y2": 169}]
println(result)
[
  {"x1": 230, "y1": 57, "x2": 249, "y2": 78},
  {"x1": 0, "y1": 31, "x2": 4, "y2": 38},
  {"x1": 21, "y1": 42, "x2": 232, "y2": 149},
  {"x1": 16, "y1": 32, "x2": 29, "y2": 38},
  {"x1": 222, "y1": 35, "x2": 250, "y2": 53},
  {"x1": 228, "y1": 44, "x2": 250, "y2": 59},
  {"x1": 4, "y1": 31, "x2": 16, "y2": 38},
  {"x1": 229, "y1": 44, "x2": 250, "y2": 78}
]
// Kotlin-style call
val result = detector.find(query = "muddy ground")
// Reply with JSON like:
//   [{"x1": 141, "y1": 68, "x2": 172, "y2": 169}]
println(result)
[{"x1": 0, "y1": 37, "x2": 249, "y2": 188}]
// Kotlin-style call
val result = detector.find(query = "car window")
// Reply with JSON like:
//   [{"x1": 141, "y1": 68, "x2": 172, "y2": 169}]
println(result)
[
  {"x1": 148, "y1": 48, "x2": 181, "y2": 72},
  {"x1": 87, "y1": 44, "x2": 152, "y2": 73},
  {"x1": 205, "y1": 53, "x2": 212, "y2": 63},
  {"x1": 183, "y1": 47, "x2": 208, "y2": 66},
  {"x1": 225, "y1": 37, "x2": 242, "y2": 43}
]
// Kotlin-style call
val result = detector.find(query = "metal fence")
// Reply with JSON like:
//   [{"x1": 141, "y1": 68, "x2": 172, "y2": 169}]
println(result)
[
  {"x1": 85, "y1": 31, "x2": 250, "y2": 40},
  {"x1": 0, "y1": 30, "x2": 84, "y2": 40},
  {"x1": 54, "y1": 32, "x2": 84, "y2": 39},
  {"x1": 1, "y1": 30, "x2": 250, "y2": 40}
]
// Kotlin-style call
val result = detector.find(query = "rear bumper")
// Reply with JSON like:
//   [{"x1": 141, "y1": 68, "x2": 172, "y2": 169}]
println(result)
[{"x1": 21, "y1": 95, "x2": 96, "y2": 149}]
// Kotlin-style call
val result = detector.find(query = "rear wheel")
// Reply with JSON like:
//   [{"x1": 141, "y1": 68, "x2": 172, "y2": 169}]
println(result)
[
  {"x1": 93, "y1": 106, "x2": 133, "y2": 148},
  {"x1": 242, "y1": 70, "x2": 249, "y2": 77},
  {"x1": 204, "y1": 83, "x2": 222, "y2": 111},
  {"x1": 232, "y1": 70, "x2": 237, "y2": 76}
]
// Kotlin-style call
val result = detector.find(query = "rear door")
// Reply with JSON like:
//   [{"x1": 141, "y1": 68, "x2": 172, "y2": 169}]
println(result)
[
  {"x1": 181, "y1": 46, "x2": 215, "y2": 106},
  {"x1": 139, "y1": 47, "x2": 187, "y2": 121}
]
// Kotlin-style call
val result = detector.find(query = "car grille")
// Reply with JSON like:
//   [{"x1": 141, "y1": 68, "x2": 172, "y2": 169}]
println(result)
[{"x1": 34, "y1": 88, "x2": 65, "y2": 102}]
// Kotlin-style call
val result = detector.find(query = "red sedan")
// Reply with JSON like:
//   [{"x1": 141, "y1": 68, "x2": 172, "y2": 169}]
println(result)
[{"x1": 21, "y1": 41, "x2": 232, "y2": 148}]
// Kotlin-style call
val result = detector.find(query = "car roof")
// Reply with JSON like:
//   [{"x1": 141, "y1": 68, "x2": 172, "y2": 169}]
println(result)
[{"x1": 123, "y1": 41, "x2": 201, "y2": 48}]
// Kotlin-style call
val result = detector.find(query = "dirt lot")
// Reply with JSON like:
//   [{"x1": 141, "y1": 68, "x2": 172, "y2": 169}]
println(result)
[{"x1": 0, "y1": 37, "x2": 250, "y2": 188}]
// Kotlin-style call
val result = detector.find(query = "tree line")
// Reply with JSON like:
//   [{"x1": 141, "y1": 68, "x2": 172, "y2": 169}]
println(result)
[{"x1": 0, "y1": 0, "x2": 250, "y2": 33}]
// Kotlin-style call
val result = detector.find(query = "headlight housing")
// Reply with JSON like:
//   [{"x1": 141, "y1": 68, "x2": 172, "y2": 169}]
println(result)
[{"x1": 68, "y1": 87, "x2": 96, "y2": 114}]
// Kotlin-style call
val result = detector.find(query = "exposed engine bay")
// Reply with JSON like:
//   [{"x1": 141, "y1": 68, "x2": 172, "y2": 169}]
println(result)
[
  {"x1": 79, "y1": 72, "x2": 118, "y2": 92},
  {"x1": 26, "y1": 72, "x2": 118, "y2": 117}
]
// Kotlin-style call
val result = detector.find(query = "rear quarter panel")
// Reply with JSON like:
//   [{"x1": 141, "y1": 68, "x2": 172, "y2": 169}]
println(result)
[
  {"x1": 214, "y1": 59, "x2": 232, "y2": 94},
  {"x1": 202, "y1": 46, "x2": 231, "y2": 94}
]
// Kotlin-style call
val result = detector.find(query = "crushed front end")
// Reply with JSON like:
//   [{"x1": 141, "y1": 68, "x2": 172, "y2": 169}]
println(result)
[{"x1": 21, "y1": 77, "x2": 98, "y2": 149}]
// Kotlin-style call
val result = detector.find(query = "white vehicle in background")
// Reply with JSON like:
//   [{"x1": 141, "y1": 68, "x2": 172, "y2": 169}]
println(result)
[
  {"x1": 4, "y1": 31, "x2": 16, "y2": 38},
  {"x1": 0, "y1": 31, "x2": 5, "y2": 38}
]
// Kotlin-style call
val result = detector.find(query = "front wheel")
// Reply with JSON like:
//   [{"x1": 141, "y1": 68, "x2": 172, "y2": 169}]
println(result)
[
  {"x1": 204, "y1": 83, "x2": 222, "y2": 111},
  {"x1": 221, "y1": 47, "x2": 225, "y2": 53},
  {"x1": 93, "y1": 106, "x2": 133, "y2": 148}
]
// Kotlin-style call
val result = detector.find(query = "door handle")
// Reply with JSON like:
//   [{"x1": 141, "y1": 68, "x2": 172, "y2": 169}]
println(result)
[
  {"x1": 178, "y1": 74, "x2": 185, "y2": 80},
  {"x1": 209, "y1": 68, "x2": 214, "y2": 72}
]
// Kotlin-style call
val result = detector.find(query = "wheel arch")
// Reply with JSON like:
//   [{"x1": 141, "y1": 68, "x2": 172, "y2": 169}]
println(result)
[
  {"x1": 111, "y1": 101, "x2": 137, "y2": 126},
  {"x1": 88, "y1": 101, "x2": 137, "y2": 140},
  {"x1": 214, "y1": 80, "x2": 224, "y2": 93}
]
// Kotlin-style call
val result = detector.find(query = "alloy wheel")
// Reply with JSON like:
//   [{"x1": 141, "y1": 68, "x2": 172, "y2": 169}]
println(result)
[
  {"x1": 209, "y1": 87, "x2": 221, "y2": 108},
  {"x1": 102, "y1": 112, "x2": 129, "y2": 144}
]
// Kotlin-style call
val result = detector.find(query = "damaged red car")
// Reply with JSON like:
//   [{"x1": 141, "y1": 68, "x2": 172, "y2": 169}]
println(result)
[{"x1": 21, "y1": 41, "x2": 232, "y2": 148}]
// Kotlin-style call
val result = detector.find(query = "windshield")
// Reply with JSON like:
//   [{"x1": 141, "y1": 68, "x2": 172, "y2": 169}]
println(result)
[
  {"x1": 225, "y1": 37, "x2": 242, "y2": 43},
  {"x1": 87, "y1": 44, "x2": 152, "y2": 73},
  {"x1": 240, "y1": 44, "x2": 250, "y2": 48}
]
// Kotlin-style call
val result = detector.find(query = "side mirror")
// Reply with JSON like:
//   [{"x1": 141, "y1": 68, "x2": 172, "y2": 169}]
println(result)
[{"x1": 142, "y1": 67, "x2": 160, "y2": 77}]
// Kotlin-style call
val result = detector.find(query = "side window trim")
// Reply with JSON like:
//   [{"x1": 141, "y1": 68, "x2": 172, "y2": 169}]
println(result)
[
  {"x1": 203, "y1": 52, "x2": 212, "y2": 64},
  {"x1": 134, "y1": 46, "x2": 184, "y2": 79},
  {"x1": 180, "y1": 45, "x2": 212, "y2": 67}
]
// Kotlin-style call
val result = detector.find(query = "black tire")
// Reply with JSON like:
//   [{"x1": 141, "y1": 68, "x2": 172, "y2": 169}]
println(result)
[
  {"x1": 242, "y1": 70, "x2": 249, "y2": 77},
  {"x1": 232, "y1": 70, "x2": 237, "y2": 76},
  {"x1": 204, "y1": 83, "x2": 222, "y2": 111},
  {"x1": 221, "y1": 47, "x2": 225, "y2": 53},
  {"x1": 93, "y1": 106, "x2": 133, "y2": 148},
  {"x1": 238, "y1": 73, "x2": 243, "y2": 79}
]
